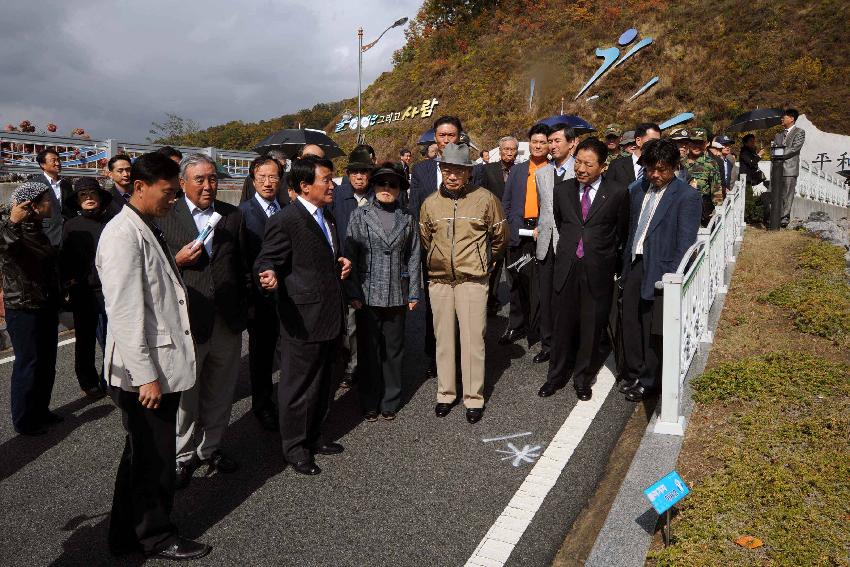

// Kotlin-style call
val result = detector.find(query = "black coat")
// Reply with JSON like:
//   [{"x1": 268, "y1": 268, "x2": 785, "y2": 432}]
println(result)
[
  {"x1": 60, "y1": 212, "x2": 108, "y2": 300},
  {"x1": 159, "y1": 198, "x2": 250, "y2": 344},
  {"x1": 254, "y1": 199, "x2": 345, "y2": 343},
  {"x1": 552, "y1": 176, "x2": 630, "y2": 299},
  {"x1": 103, "y1": 187, "x2": 130, "y2": 219},
  {"x1": 606, "y1": 155, "x2": 637, "y2": 187},
  {"x1": 28, "y1": 173, "x2": 74, "y2": 247},
  {"x1": 739, "y1": 147, "x2": 765, "y2": 185},
  {"x1": 478, "y1": 160, "x2": 513, "y2": 201},
  {"x1": 0, "y1": 206, "x2": 61, "y2": 310}
]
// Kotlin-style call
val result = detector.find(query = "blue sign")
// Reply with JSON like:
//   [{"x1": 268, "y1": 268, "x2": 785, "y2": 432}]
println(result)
[{"x1": 644, "y1": 471, "x2": 690, "y2": 514}]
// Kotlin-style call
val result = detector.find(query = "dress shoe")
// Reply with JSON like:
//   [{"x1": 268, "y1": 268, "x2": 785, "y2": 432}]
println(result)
[
  {"x1": 434, "y1": 402, "x2": 453, "y2": 417},
  {"x1": 618, "y1": 378, "x2": 640, "y2": 394},
  {"x1": 82, "y1": 386, "x2": 106, "y2": 400},
  {"x1": 313, "y1": 442, "x2": 344, "y2": 455},
  {"x1": 498, "y1": 328, "x2": 526, "y2": 345},
  {"x1": 576, "y1": 388, "x2": 593, "y2": 401},
  {"x1": 146, "y1": 537, "x2": 211, "y2": 561},
  {"x1": 339, "y1": 373, "x2": 353, "y2": 390},
  {"x1": 624, "y1": 384, "x2": 656, "y2": 402},
  {"x1": 254, "y1": 407, "x2": 278, "y2": 432},
  {"x1": 42, "y1": 411, "x2": 64, "y2": 425},
  {"x1": 537, "y1": 381, "x2": 565, "y2": 398},
  {"x1": 532, "y1": 351, "x2": 551, "y2": 364},
  {"x1": 290, "y1": 459, "x2": 321, "y2": 476},
  {"x1": 207, "y1": 450, "x2": 238, "y2": 473},
  {"x1": 364, "y1": 410, "x2": 379, "y2": 422},
  {"x1": 466, "y1": 408, "x2": 484, "y2": 424},
  {"x1": 381, "y1": 411, "x2": 396, "y2": 421},
  {"x1": 17, "y1": 425, "x2": 48, "y2": 436},
  {"x1": 175, "y1": 457, "x2": 199, "y2": 490},
  {"x1": 425, "y1": 363, "x2": 438, "y2": 380}
]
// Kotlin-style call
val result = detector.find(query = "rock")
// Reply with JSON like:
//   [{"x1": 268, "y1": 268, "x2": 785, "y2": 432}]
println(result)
[
  {"x1": 807, "y1": 211, "x2": 831, "y2": 222},
  {"x1": 800, "y1": 218, "x2": 850, "y2": 249}
]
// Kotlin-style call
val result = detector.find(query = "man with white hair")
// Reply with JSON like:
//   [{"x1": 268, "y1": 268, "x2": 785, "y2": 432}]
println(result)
[{"x1": 159, "y1": 153, "x2": 250, "y2": 489}]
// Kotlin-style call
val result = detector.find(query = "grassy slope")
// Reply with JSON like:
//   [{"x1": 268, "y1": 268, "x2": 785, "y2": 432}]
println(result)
[
  {"x1": 168, "y1": 0, "x2": 849, "y2": 159},
  {"x1": 648, "y1": 229, "x2": 850, "y2": 566}
]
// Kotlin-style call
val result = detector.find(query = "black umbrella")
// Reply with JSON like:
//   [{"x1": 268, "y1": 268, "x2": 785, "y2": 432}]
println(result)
[
  {"x1": 535, "y1": 114, "x2": 595, "y2": 134},
  {"x1": 254, "y1": 128, "x2": 344, "y2": 158},
  {"x1": 726, "y1": 108, "x2": 784, "y2": 132}
]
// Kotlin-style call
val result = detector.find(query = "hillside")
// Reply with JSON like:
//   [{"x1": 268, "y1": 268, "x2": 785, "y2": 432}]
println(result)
[{"x1": 164, "y1": 0, "x2": 849, "y2": 160}]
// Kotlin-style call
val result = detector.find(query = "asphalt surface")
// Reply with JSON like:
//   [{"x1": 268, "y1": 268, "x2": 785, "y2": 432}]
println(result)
[{"x1": 0, "y1": 290, "x2": 636, "y2": 567}]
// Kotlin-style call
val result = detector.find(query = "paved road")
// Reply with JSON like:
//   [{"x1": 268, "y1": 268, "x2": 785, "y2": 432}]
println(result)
[{"x1": 0, "y1": 301, "x2": 635, "y2": 567}]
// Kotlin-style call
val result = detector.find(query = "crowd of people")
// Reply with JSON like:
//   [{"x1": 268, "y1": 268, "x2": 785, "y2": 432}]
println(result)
[{"x1": 0, "y1": 109, "x2": 805, "y2": 561}]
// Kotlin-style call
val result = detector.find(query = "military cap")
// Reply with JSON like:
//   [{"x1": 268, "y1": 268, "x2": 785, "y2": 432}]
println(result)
[
  {"x1": 715, "y1": 134, "x2": 733, "y2": 146},
  {"x1": 619, "y1": 130, "x2": 636, "y2": 146},
  {"x1": 669, "y1": 127, "x2": 691, "y2": 140},
  {"x1": 690, "y1": 127, "x2": 708, "y2": 142},
  {"x1": 604, "y1": 124, "x2": 623, "y2": 138}
]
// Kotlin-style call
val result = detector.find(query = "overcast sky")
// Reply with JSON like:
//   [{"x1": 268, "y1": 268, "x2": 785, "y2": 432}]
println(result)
[{"x1": 0, "y1": 0, "x2": 422, "y2": 141}]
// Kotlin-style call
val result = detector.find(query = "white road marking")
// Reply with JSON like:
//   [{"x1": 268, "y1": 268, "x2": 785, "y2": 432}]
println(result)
[
  {"x1": 0, "y1": 337, "x2": 76, "y2": 365},
  {"x1": 465, "y1": 366, "x2": 616, "y2": 567},
  {"x1": 482, "y1": 432, "x2": 532, "y2": 443}
]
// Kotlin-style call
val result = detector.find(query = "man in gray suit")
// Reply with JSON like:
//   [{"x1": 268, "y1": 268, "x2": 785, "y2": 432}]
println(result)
[
  {"x1": 773, "y1": 108, "x2": 806, "y2": 227},
  {"x1": 532, "y1": 124, "x2": 577, "y2": 364}
]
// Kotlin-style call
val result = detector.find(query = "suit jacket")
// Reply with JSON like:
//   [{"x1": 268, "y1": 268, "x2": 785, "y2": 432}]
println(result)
[
  {"x1": 606, "y1": 155, "x2": 637, "y2": 188},
  {"x1": 95, "y1": 206, "x2": 196, "y2": 393},
  {"x1": 501, "y1": 160, "x2": 533, "y2": 248},
  {"x1": 344, "y1": 203, "x2": 421, "y2": 307},
  {"x1": 409, "y1": 159, "x2": 439, "y2": 221},
  {"x1": 479, "y1": 160, "x2": 515, "y2": 201},
  {"x1": 774, "y1": 126, "x2": 805, "y2": 177},
  {"x1": 159, "y1": 198, "x2": 250, "y2": 344},
  {"x1": 534, "y1": 161, "x2": 575, "y2": 260},
  {"x1": 104, "y1": 186, "x2": 130, "y2": 219},
  {"x1": 29, "y1": 173, "x2": 74, "y2": 247},
  {"x1": 552, "y1": 176, "x2": 630, "y2": 299},
  {"x1": 254, "y1": 199, "x2": 345, "y2": 343},
  {"x1": 622, "y1": 177, "x2": 702, "y2": 301},
  {"x1": 329, "y1": 179, "x2": 373, "y2": 257},
  {"x1": 239, "y1": 194, "x2": 278, "y2": 317}
]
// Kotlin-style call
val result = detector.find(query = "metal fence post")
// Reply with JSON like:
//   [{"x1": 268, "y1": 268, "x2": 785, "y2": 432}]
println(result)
[{"x1": 655, "y1": 273, "x2": 685, "y2": 436}]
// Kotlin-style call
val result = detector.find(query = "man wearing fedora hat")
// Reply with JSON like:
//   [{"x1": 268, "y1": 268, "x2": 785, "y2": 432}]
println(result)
[
  {"x1": 419, "y1": 143, "x2": 507, "y2": 424},
  {"x1": 330, "y1": 145, "x2": 377, "y2": 389}
]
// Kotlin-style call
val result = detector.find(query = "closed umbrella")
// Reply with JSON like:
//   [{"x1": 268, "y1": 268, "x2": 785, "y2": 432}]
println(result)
[
  {"x1": 535, "y1": 115, "x2": 595, "y2": 134},
  {"x1": 726, "y1": 108, "x2": 784, "y2": 132},
  {"x1": 254, "y1": 128, "x2": 344, "y2": 158}
]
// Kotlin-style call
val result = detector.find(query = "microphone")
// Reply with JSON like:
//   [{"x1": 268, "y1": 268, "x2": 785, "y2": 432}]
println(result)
[{"x1": 191, "y1": 211, "x2": 222, "y2": 250}]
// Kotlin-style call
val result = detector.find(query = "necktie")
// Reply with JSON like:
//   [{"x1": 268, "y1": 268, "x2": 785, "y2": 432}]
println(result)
[
  {"x1": 123, "y1": 192, "x2": 131, "y2": 201},
  {"x1": 576, "y1": 185, "x2": 592, "y2": 259},
  {"x1": 267, "y1": 201, "x2": 279, "y2": 216},
  {"x1": 637, "y1": 166, "x2": 645, "y2": 180},
  {"x1": 314, "y1": 208, "x2": 333, "y2": 249},
  {"x1": 632, "y1": 189, "x2": 660, "y2": 259}
]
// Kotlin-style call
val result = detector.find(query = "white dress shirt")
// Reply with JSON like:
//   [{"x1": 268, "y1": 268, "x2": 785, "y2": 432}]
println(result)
[
  {"x1": 43, "y1": 173, "x2": 62, "y2": 202},
  {"x1": 634, "y1": 182, "x2": 670, "y2": 256},
  {"x1": 254, "y1": 192, "x2": 278, "y2": 217},
  {"x1": 297, "y1": 195, "x2": 334, "y2": 253},
  {"x1": 577, "y1": 175, "x2": 602, "y2": 206},
  {"x1": 632, "y1": 153, "x2": 642, "y2": 180},
  {"x1": 185, "y1": 196, "x2": 215, "y2": 256}
]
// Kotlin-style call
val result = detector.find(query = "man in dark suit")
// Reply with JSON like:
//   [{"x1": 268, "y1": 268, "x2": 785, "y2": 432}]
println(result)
[
  {"x1": 160, "y1": 153, "x2": 250, "y2": 489},
  {"x1": 619, "y1": 139, "x2": 702, "y2": 401},
  {"x1": 537, "y1": 138, "x2": 630, "y2": 401},
  {"x1": 478, "y1": 135, "x2": 518, "y2": 314},
  {"x1": 239, "y1": 155, "x2": 285, "y2": 431},
  {"x1": 606, "y1": 122, "x2": 661, "y2": 188},
  {"x1": 104, "y1": 154, "x2": 133, "y2": 219},
  {"x1": 30, "y1": 148, "x2": 74, "y2": 247},
  {"x1": 499, "y1": 123, "x2": 551, "y2": 346},
  {"x1": 255, "y1": 156, "x2": 352, "y2": 476}
]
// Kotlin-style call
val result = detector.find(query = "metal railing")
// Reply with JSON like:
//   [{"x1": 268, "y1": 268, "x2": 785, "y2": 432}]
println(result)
[
  {"x1": 757, "y1": 159, "x2": 849, "y2": 207},
  {"x1": 655, "y1": 176, "x2": 746, "y2": 436},
  {"x1": 0, "y1": 131, "x2": 256, "y2": 178}
]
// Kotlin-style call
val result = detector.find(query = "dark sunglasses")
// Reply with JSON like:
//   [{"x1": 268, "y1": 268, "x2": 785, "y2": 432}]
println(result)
[{"x1": 374, "y1": 180, "x2": 400, "y2": 189}]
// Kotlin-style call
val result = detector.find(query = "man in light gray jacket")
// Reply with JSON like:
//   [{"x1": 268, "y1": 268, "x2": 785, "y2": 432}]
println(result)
[
  {"x1": 96, "y1": 152, "x2": 210, "y2": 562},
  {"x1": 773, "y1": 108, "x2": 806, "y2": 227}
]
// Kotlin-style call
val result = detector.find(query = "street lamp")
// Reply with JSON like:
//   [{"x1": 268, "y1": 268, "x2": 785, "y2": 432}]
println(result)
[{"x1": 357, "y1": 16, "x2": 408, "y2": 144}]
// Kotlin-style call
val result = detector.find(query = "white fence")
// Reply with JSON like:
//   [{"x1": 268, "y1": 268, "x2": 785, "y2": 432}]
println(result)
[
  {"x1": 758, "y1": 159, "x2": 849, "y2": 207},
  {"x1": 654, "y1": 177, "x2": 746, "y2": 435},
  {"x1": 0, "y1": 131, "x2": 256, "y2": 178}
]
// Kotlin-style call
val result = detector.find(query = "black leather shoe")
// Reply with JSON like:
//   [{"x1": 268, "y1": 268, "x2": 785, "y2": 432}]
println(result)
[
  {"x1": 537, "y1": 381, "x2": 565, "y2": 398},
  {"x1": 576, "y1": 388, "x2": 593, "y2": 401},
  {"x1": 498, "y1": 328, "x2": 526, "y2": 345},
  {"x1": 175, "y1": 457, "x2": 199, "y2": 490},
  {"x1": 146, "y1": 537, "x2": 211, "y2": 561},
  {"x1": 425, "y1": 363, "x2": 438, "y2": 379},
  {"x1": 618, "y1": 378, "x2": 640, "y2": 394},
  {"x1": 624, "y1": 384, "x2": 656, "y2": 402},
  {"x1": 466, "y1": 408, "x2": 484, "y2": 424},
  {"x1": 339, "y1": 373, "x2": 353, "y2": 390},
  {"x1": 313, "y1": 442, "x2": 344, "y2": 455},
  {"x1": 254, "y1": 407, "x2": 278, "y2": 432},
  {"x1": 435, "y1": 402, "x2": 452, "y2": 417},
  {"x1": 208, "y1": 450, "x2": 238, "y2": 473},
  {"x1": 290, "y1": 459, "x2": 321, "y2": 476},
  {"x1": 364, "y1": 410, "x2": 379, "y2": 422},
  {"x1": 17, "y1": 425, "x2": 48, "y2": 436},
  {"x1": 42, "y1": 411, "x2": 64, "y2": 425},
  {"x1": 381, "y1": 411, "x2": 396, "y2": 421},
  {"x1": 82, "y1": 386, "x2": 106, "y2": 400},
  {"x1": 532, "y1": 351, "x2": 551, "y2": 364}
]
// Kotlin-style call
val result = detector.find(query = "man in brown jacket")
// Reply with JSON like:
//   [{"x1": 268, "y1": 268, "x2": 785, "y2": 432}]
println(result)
[{"x1": 419, "y1": 143, "x2": 507, "y2": 424}]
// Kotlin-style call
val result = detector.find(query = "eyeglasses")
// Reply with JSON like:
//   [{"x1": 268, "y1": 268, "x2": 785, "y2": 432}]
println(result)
[
  {"x1": 375, "y1": 180, "x2": 400, "y2": 189},
  {"x1": 255, "y1": 175, "x2": 280, "y2": 183}
]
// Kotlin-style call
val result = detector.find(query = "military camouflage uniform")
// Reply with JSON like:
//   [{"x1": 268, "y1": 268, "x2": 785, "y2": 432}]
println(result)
[{"x1": 685, "y1": 154, "x2": 722, "y2": 204}]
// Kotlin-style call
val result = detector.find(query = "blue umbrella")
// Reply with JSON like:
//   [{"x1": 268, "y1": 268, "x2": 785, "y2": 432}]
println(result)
[
  {"x1": 535, "y1": 115, "x2": 595, "y2": 134},
  {"x1": 417, "y1": 129, "x2": 435, "y2": 145}
]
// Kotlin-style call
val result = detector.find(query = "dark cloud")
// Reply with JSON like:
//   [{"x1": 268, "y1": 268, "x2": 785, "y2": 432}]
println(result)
[{"x1": 0, "y1": 0, "x2": 420, "y2": 140}]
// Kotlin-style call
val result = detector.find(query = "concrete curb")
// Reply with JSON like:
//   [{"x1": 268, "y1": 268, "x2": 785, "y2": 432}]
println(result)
[{"x1": 584, "y1": 238, "x2": 742, "y2": 566}]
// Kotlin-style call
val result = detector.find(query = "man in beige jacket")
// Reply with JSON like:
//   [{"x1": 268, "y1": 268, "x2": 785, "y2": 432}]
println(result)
[{"x1": 419, "y1": 143, "x2": 507, "y2": 424}]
